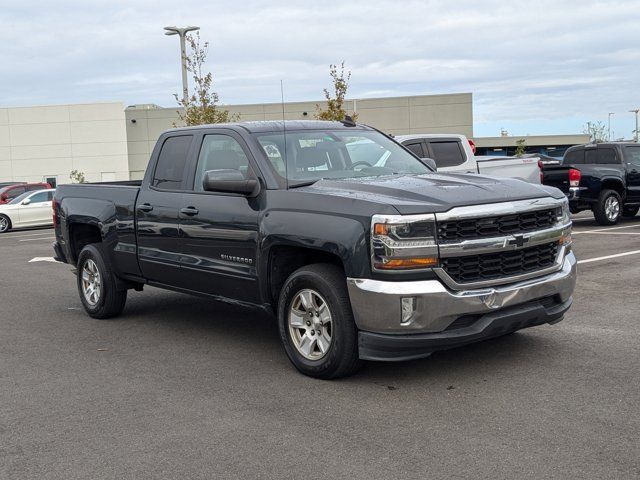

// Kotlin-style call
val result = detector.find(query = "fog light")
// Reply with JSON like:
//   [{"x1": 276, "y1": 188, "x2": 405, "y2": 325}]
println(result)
[{"x1": 401, "y1": 297, "x2": 417, "y2": 325}]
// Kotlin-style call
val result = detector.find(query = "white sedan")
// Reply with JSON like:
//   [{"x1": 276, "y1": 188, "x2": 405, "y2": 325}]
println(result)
[{"x1": 0, "y1": 188, "x2": 55, "y2": 233}]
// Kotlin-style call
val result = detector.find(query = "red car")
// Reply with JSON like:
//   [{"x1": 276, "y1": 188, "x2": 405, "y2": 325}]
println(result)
[{"x1": 0, "y1": 183, "x2": 51, "y2": 204}]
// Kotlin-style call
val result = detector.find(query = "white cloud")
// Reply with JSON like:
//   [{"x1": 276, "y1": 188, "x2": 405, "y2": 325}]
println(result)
[{"x1": 0, "y1": 0, "x2": 638, "y2": 136}]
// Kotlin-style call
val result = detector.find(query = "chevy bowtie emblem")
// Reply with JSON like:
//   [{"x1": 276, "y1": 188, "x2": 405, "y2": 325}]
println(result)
[{"x1": 508, "y1": 234, "x2": 529, "y2": 248}]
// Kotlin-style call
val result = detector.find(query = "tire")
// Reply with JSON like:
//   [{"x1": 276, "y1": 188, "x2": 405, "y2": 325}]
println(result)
[
  {"x1": 622, "y1": 206, "x2": 639, "y2": 218},
  {"x1": 593, "y1": 189, "x2": 622, "y2": 226},
  {"x1": 77, "y1": 243, "x2": 127, "y2": 319},
  {"x1": 0, "y1": 215, "x2": 11, "y2": 233},
  {"x1": 277, "y1": 264, "x2": 362, "y2": 379}
]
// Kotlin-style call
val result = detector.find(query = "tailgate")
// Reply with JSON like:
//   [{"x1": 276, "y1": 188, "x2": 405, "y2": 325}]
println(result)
[{"x1": 541, "y1": 166, "x2": 571, "y2": 194}]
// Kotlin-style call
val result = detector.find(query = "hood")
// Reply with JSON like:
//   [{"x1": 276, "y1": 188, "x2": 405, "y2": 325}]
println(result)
[{"x1": 298, "y1": 173, "x2": 564, "y2": 214}]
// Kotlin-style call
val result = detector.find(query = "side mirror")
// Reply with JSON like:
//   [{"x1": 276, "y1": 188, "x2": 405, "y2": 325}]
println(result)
[
  {"x1": 21, "y1": 198, "x2": 31, "y2": 205},
  {"x1": 202, "y1": 169, "x2": 260, "y2": 196},
  {"x1": 421, "y1": 157, "x2": 437, "y2": 171}
]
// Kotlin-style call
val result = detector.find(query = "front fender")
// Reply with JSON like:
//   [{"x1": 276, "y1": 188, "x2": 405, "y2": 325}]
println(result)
[{"x1": 259, "y1": 210, "x2": 369, "y2": 293}]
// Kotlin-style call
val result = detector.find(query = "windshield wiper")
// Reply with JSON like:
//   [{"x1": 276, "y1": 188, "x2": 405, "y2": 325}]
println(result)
[{"x1": 288, "y1": 179, "x2": 321, "y2": 189}]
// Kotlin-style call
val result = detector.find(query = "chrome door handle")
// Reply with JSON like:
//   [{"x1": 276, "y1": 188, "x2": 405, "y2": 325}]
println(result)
[
  {"x1": 180, "y1": 207, "x2": 199, "y2": 216},
  {"x1": 138, "y1": 203, "x2": 153, "y2": 212}
]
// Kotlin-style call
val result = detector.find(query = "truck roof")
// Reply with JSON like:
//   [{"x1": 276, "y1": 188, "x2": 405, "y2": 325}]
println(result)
[{"x1": 167, "y1": 120, "x2": 374, "y2": 135}]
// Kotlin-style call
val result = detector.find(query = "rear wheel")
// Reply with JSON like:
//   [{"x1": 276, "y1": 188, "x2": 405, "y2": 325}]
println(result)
[
  {"x1": 277, "y1": 264, "x2": 362, "y2": 379},
  {"x1": 622, "y1": 205, "x2": 639, "y2": 218},
  {"x1": 0, "y1": 215, "x2": 11, "y2": 233},
  {"x1": 593, "y1": 189, "x2": 622, "y2": 225},
  {"x1": 77, "y1": 244, "x2": 127, "y2": 319}
]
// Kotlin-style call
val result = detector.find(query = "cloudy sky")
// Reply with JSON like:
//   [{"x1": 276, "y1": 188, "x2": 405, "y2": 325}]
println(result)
[{"x1": 2, "y1": 0, "x2": 639, "y2": 137}]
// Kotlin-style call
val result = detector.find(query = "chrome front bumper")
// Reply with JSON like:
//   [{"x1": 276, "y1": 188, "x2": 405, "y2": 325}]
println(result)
[{"x1": 346, "y1": 251, "x2": 577, "y2": 335}]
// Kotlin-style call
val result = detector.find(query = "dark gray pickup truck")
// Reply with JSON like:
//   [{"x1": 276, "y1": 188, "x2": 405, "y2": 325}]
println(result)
[{"x1": 53, "y1": 120, "x2": 576, "y2": 378}]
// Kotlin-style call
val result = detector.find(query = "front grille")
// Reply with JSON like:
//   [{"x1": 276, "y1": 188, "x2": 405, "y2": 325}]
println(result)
[
  {"x1": 441, "y1": 242, "x2": 559, "y2": 283},
  {"x1": 438, "y1": 208, "x2": 559, "y2": 241}
]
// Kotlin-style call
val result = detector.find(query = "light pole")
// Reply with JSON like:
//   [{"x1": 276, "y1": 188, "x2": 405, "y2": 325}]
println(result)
[
  {"x1": 164, "y1": 26, "x2": 200, "y2": 105},
  {"x1": 630, "y1": 109, "x2": 640, "y2": 142},
  {"x1": 608, "y1": 112, "x2": 614, "y2": 141}
]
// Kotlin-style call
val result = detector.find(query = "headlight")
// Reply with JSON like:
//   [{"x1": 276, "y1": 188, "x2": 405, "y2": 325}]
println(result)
[
  {"x1": 557, "y1": 198, "x2": 572, "y2": 249},
  {"x1": 371, "y1": 214, "x2": 438, "y2": 271}
]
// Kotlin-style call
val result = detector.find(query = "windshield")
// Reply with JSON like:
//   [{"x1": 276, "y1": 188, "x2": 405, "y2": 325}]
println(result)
[
  {"x1": 254, "y1": 129, "x2": 431, "y2": 185},
  {"x1": 9, "y1": 191, "x2": 33, "y2": 205}
]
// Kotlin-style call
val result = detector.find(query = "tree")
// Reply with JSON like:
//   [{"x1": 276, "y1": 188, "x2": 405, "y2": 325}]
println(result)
[
  {"x1": 583, "y1": 121, "x2": 608, "y2": 142},
  {"x1": 70, "y1": 170, "x2": 86, "y2": 183},
  {"x1": 174, "y1": 33, "x2": 238, "y2": 126},
  {"x1": 515, "y1": 138, "x2": 527, "y2": 156},
  {"x1": 315, "y1": 62, "x2": 358, "y2": 121}
]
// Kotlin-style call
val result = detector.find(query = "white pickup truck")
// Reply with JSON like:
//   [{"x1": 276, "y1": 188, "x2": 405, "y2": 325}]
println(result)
[{"x1": 396, "y1": 134, "x2": 541, "y2": 184}]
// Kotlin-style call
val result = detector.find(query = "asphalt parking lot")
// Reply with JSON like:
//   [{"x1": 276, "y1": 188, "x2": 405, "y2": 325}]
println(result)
[{"x1": 1, "y1": 214, "x2": 639, "y2": 480}]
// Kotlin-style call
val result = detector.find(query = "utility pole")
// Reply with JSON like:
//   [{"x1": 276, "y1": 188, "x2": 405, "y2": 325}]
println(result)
[
  {"x1": 630, "y1": 109, "x2": 640, "y2": 142},
  {"x1": 608, "y1": 112, "x2": 614, "y2": 141},
  {"x1": 164, "y1": 26, "x2": 200, "y2": 105}
]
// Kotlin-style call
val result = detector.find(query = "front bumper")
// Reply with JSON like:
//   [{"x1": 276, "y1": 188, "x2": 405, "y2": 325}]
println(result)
[{"x1": 347, "y1": 251, "x2": 577, "y2": 361}]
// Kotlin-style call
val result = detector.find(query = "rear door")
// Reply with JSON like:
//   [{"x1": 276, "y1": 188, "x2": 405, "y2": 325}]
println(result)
[
  {"x1": 177, "y1": 130, "x2": 261, "y2": 302},
  {"x1": 624, "y1": 145, "x2": 640, "y2": 202},
  {"x1": 136, "y1": 134, "x2": 194, "y2": 285}
]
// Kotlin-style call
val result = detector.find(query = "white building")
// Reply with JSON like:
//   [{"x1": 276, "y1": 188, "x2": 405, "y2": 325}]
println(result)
[{"x1": 0, "y1": 102, "x2": 130, "y2": 186}]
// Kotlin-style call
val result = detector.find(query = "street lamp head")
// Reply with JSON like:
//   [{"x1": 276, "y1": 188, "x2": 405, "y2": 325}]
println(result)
[{"x1": 163, "y1": 25, "x2": 199, "y2": 36}]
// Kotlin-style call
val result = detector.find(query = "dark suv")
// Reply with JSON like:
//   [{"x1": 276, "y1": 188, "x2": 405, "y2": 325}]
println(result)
[
  {"x1": 542, "y1": 142, "x2": 640, "y2": 225},
  {"x1": 0, "y1": 182, "x2": 51, "y2": 204}
]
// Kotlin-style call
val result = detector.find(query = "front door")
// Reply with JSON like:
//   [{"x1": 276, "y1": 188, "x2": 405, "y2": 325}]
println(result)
[
  {"x1": 136, "y1": 134, "x2": 194, "y2": 285},
  {"x1": 19, "y1": 190, "x2": 53, "y2": 226},
  {"x1": 178, "y1": 131, "x2": 261, "y2": 303}
]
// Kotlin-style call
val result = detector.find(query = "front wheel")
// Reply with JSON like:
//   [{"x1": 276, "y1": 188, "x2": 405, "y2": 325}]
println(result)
[
  {"x1": 277, "y1": 264, "x2": 362, "y2": 379},
  {"x1": 593, "y1": 189, "x2": 622, "y2": 226},
  {"x1": 77, "y1": 244, "x2": 127, "y2": 319},
  {"x1": 0, "y1": 215, "x2": 11, "y2": 233},
  {"x1": 622, "y1": 205, "x2": 639, "y2": 218}
]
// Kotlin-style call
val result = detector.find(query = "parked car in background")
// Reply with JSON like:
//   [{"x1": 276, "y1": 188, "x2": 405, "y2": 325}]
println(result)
[
  {"x1": 0, "y1": 189, "x2": 56, "y2": 233},
  {"x1": 0, "y1": 182, "x2": 51, "y2": 204},
  {"x1": 0, "y1": 181, "x2": 26, "y2": 188},
  {"x1": 53, "y1": 121, "x2": 575, "y2": 379},
  {"x1": 542, "y1": 142, "x2": 640, "y2": 225},
  {"x1": 396, "y1": 134, "x2": 541, "y2": 184}
]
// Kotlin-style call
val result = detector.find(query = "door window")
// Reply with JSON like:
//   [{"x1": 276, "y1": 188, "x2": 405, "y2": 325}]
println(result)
[
  {"x1": 595, "y1": 147, "x2": 618, "y2": 164},
  {"x1": 193, "y1": 134, "x2": 251, "y2": 191},
  {"x1": 404, "y1": 142, "x2": 425, "y2": 158},
  {"x1": 428, "y1": 141, "x2": 465, "y2": 168},
  {"x1": 7, "y1": 186, "x2": 25, "y2": 200},
  {"x1": 29, "y1": 191, "x2": 49, "y2": 203},
  {"x1": 152, "y1": 135, "x2": 193, "y2": 190},
  {"x1": 625, "y1": 146, "x2": 640, "y2": 167}
]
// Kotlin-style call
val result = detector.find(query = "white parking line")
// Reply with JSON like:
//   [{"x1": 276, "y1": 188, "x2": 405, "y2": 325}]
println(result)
[
  {"x1": 29, "y1": 256, "x2": 57, "y2": 263},
  {"x1": 578, "y1": 250, "x2": 640, "y2": 264},
  {"x1": 0, "y1": 231, "x2": 54, "y2": 239},
  {"x1": 573, "y1": 224, "x2": 640, "y2": 235},
  {"x1": 18, "y1": 237, "x2": 54, "y2": 242}
]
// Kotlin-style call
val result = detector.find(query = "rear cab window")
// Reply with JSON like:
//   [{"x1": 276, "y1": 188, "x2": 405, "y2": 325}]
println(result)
[
  {"x1": 563, "y1": 149, "x2": 585, "y2": 165},
  {"x1": 595, "y1": 147, "x2": 619, "y2": 165},
  {"x1": 625, "y1": 146, "x2": 640, "y2": 166},
  {"x1": 152, "y1": 135, "x2": 193, "y2": 190}
]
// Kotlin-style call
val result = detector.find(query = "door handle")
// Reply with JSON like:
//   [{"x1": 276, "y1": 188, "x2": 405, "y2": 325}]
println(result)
[
  {"x1": 180, "y1": 207, "x2": 199, "y2": 216},
  {"x1": 138, "y1": 203, "x2": 153, "y2": 212}
]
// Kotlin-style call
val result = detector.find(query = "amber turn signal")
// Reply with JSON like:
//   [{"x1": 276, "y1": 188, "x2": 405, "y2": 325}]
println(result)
[{"x1": 376, "y1": 257, "x2": 439, "y2": 270}]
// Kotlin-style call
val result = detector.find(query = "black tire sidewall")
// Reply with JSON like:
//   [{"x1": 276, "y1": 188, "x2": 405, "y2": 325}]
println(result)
[
  {"x1": 77, "y1": 245, "x2": 108, "y2": 314},
  {"x1": 277, "y1": 265, "x2": 358, "y2": 378}
]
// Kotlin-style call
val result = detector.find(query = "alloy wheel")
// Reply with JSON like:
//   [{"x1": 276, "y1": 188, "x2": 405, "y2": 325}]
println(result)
[
  {"x1": 605, "y1": 196, "x2": 620, "y2": 221},
  {"x1": 288, "y1": 289, "x2": 333, "y2": 360},
  {"x1": 81, "y1": 259, "x2": 102, "y2": 306}
]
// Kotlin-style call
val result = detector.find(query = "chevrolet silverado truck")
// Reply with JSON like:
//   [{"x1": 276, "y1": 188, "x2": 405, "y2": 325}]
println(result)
[
  {"x1": 53, "y1": 120, "x2": 576, "y2": 379},
  {"x1": 542, "y1": 142, "x2": 640, "y2": 225}
]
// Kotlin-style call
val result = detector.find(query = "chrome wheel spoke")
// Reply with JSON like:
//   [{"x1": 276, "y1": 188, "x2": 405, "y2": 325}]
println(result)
[
  {"x1": 81, "y1": 259, "x2": 102, "y2": 306},
  {"x1": 288, "y1": 288, "x2": 333, "y2": 360}
]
